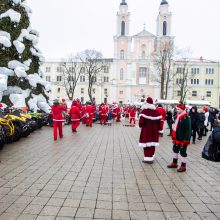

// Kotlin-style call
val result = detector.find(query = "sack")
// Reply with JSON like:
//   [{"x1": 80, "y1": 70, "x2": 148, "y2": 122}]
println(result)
[
  {"x1": 202, "y1": 135, "x2": 220, "y2": 162},
  {"x1": 212, "y1": 125, "x2": 220, "y2": 143}
]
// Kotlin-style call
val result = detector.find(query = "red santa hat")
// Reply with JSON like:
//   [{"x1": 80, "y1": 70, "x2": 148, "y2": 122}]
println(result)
[
  {"x1": 72, "y1": 100, "x2": 77, "y2": 106},
  {"x1": 203, "y1": 107, "x2": 209, "y2": 112},
  {"x1": 146, "y1": 97, "x2": 153, "y2": 104},
  {"x1": 177, "y1": 103, "x2": 185, "y2": 110},
  {"x1": 0, "y1": 103, "x2": 3, "y2": 108},
  {"x1": 62, "y1": 98, "x2": 65, "y2": 102}
]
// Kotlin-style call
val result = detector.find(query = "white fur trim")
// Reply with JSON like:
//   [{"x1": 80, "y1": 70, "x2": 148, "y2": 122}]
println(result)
[
  {"x1": 159, "y1": 130, "x2": 164, "y2": 134},
  {"x1": 173, "y1": 153, "x2": 178, "y2": 159},
  {"x1": 139, "y1": 114, "x2": 162, "y2": 120},
  {"x1": 141, "y1": 103, "x2": 156, "y2": 110},
  {"x1": 179, "y1": 155, "x2": 187, "y2": 163},
  {"x1": 143, "y1": 155, "x2": 155, "y2": 162},
  {"x1": 139, "y1": 142, "x2": 159, "y2": 147},
  {"x1": 53, "y1": 119, "x2": 65, "y2": 122},
  {"x1": 71, "y1": 119, "x2": 80, "y2": 121}
]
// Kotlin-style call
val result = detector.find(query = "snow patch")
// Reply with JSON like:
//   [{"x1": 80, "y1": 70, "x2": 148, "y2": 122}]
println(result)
[
  {"x1": 8, "y1": 60, "x2": 29, "y2": 71},
  {"x1": 13, "y1": 40, "x2": 25, "y2": 54},
  {"x1": 0, "y1": 36, "x2": 11, "y2": 47},
  {"x1": 0, "y1": 67, "x2": 14, "y2": 76},
  {"x1": 23, "y1": 59, "x2": 32, "y2": 67},
  {"x1": 0, "y1": 9, "x2": 21, "y2": 23},
  {"x1": 0, "y1": 74, "x2": 8, "y2": 92},
  {"x1": 9, "y1": 94, "x2": 26, "y2": 108},
  {"x1": 14, "y1": 66, "x2": 27, "y2": 77},
  {"x1": 0, "y1": 31, "x2": 11, "y2": 40}
]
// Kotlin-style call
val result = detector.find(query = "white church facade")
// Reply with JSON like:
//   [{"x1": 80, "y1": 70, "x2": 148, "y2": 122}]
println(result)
[{"x1": 41, "y1": 0, "x2": 174, "y2": 104}]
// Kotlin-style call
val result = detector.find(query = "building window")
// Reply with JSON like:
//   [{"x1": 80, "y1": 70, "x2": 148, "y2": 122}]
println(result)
[
  {"x1": 177, "y1": 91, "x2": 181, "y2": 96},
  {"x1": 139, "y1": 67, "x2": 147, "y2": 78},
  {"x1": 104, "y1": 88, "x2": 108, "y2": 95},
  {"x1": 81, "y1": 88, "x2": 84, "y2": 94},
  {"x1": 46, "y1": 67, "x2": 51, "y2": 72},
  {"x1": 80, "y1": 75, "x2": 85, "y2": 82},
  {"x1": 57, "y1": 66, "x2": 62, "y2": 72},
  {"x1": 80, "y1": 67, "x2": 85, "y2": 73},
  {"x1": 197, "y1": 68, "x2": 199, "y2": 74},
  {"x1": 57, "y1": 76, "x2": 62, "y2": 81},
  {"x1": 104, "y1": 76, "x2": 109, "y2": 82},
  {"x1": 119, "y1": 90, "x2": 123, "y2": 94},
  {"x1": 103, "y1": 66, "x2": 109, "y2": 73},
  {"x1": 81, "y1": 97, "x2": 84, "y2": 103},
  {"x1": 46, "y1": 76, "x2": 51, "y2": 82},
  {"x1": 141, "y1": 51, "x2": 145, "y2": 59},
  {"x1": 163, "y1": 21, "x2": 167, "y2": 36},
  {"x1": 57, "y1": 87, "x2": 61, "y2": 93},
  {"x1": 206, "y1": 68, "x2": 214, "y2": 74},
  {"x1": 120, "y1": 68, "x2": 124, "y2": 80},
  {"x1": 177, "y1": 78, "x2": 183, "y2": 85},
  {"x1": 206, "y1": 91, "x2": 211, "y2": 97},
  {"x1": 120, "y1": 50, "x2": 125, "y2": 59},
  {"x1": 192, "y1": 91, "x2": 197, "y2": 97},
  {"x1": 121, "y1": 21, "x2": 125, "y2": 36},
  {"x1": 205, "y1": 79, "x2": 214, "y2": 85}
]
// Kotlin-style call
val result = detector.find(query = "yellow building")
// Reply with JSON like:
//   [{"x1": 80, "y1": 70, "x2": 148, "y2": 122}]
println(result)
[{"x1": 173, "y1": 57, "x2": 220, "y2": 108}]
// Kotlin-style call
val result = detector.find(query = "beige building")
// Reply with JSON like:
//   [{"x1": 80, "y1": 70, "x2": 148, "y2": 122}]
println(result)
[
  {"x1": 41, "y1": 59, "x2": 113, "y2": 104},
  {"x1": 173, "y1": 57, "x2": 220, "y2": 108}
]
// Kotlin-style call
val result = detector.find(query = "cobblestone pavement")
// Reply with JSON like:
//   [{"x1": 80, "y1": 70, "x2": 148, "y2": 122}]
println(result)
[{"x1": 0, "y1": 122, "x2": 220, "y2": 220}]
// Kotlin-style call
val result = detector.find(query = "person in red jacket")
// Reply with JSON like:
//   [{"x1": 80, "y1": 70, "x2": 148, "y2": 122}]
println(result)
[
  {"x1": 100, "y1": 103, "x2": 108, "y2": 125},
  {"x1": 51, "y1": 99, "x2": 67, "y2": 140},
  {"x1": 69, "y1": 100, "x2": 81, "y2": 132},
  {"x1": 85, "y1": 101, "x2": 93, "y2": 127},
  {"x1": 129, "y1": 105, "x2": 137, "y2": 126},
  {"x1": 156, "y1": 104, "x2": 166, "y2": 137}
]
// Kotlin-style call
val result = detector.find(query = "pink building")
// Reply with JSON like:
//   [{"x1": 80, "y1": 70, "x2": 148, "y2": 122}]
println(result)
[{"x1": 110, "y1": 0, "x2": 174, "y2": 104}]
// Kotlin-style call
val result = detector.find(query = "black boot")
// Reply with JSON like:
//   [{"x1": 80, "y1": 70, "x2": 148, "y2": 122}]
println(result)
[{"x1": 177, "y1": 163, "x2": 186, "y2": 172}]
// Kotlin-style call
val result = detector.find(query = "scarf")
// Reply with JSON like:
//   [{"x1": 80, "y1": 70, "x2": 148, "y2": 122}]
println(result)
[{"x1": 173, "y1": 110, "x2": 187, "y2": 131}]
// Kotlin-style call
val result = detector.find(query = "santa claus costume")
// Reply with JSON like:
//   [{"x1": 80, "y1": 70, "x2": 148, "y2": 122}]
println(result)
[
  {"x1": 139, "y1": 97, "x2": 162, "y2": 163},
  {"x1": 51, "y1": 99, "x2": 67, "y2": 140},
  {"x1": 85, "y1": 101, "x2": 93, "y2": 127},
  {"x1": 156, "y1": 104, "x2": 166, "y2": 137},
  {"x1": 167, "y1": 104, "x2": 191, "y2": 172},
  {"x1": 69, "y1": 100, "x2": 81, "y2": 132}
]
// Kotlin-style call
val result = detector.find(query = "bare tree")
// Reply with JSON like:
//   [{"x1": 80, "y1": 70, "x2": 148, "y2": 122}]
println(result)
[
  {"x1": 174, "y1": 48, "x2": 195, "y2": 102},
  {"x1": 59, "y1": 56, "x2": 84, "y2": 101},
  {"x1": 77, "y1": 50, "x2": 105, "y2": 103},
  {"x1": 153, "y1": 41, "x2": 174, "y2": 99}
]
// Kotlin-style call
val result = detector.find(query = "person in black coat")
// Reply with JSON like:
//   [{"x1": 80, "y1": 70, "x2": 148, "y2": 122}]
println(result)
[
  {"x1": 166, "y1": 107, "x2": 173, "y2": 136},
  {"x1": 209, "y1": 107, "x2": 219, "y2": 131},
  {"x1": 197, "y1": 109, "x2": 206, "y2": 140},
  {"x1": 189, "y1": 106, "x2": 200, "y2": 144}
]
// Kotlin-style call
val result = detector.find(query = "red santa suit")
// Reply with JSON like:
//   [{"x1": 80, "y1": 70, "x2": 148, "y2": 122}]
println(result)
[
  {"x1": 51, "y1": 102, "x2": 67, "y2": 140},
  {"x1": 156, "y1": 105, "x2": 166, "y2": 136},
  {"x1": 115, "y1": 105, "x2": 121, "y2": 122},
  {"x1": 69, "y1": 100, "x2": 81, "y2": 132},
  {"x1": 81, "y1": 106, "x2": 87, "y2": 124},
  {"x1": 85, "y1": 103, "x2": 93, "y2": 127},
  {"x1": 139, "y1": 97, "x2": 162, "y2": 163},
  {"x1": 100, "y1": 105, "x2": 108, "y2": 125},
  {"x1": 129, "y1": 106, "x2": 137, "y2": 125}
]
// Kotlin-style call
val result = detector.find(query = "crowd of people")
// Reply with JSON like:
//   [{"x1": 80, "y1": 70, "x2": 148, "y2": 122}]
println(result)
[{"x1": 50, "y1": 97, "x2": 219, "y2": 171}]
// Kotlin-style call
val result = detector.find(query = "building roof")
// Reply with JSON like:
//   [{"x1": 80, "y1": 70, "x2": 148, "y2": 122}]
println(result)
[
  {"x1": 133, "y1": 29, "x2": 155, "y2": 38},
  {"x1": 175, "y1": 57, "x2": 219, "y2": 64}
]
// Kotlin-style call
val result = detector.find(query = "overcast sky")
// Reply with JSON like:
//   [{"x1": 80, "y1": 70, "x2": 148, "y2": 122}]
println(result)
[{"x1": 27, "y1": 0, "x2": 220, "y2": 61}]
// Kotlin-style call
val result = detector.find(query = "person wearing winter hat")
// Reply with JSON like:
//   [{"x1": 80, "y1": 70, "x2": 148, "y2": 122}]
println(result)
[
  {"x1": 51, "y1": 99, "x2": 67, "y2": 140},
  {"x1": 167, "y1": 103, "x2": 191, "y2": 172},
  {"x1": 139, "y1": 97, "x2": 163, "y2": 163},
  {"x1": 69, "y1": 100, "x2": 81, "y2": 132}
]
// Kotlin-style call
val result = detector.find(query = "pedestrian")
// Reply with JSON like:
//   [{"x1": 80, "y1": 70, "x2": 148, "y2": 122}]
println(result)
[
  {"x1": 166, "y1": 106, "x2": 174, "y2": 136},
  {"x1": 167, "y1": 103, "x2": 191, "y2": 172},
  {"x1": 51, "y1": 99, "x2": 67, "y2": 141},
  {"x1": 139, "y1": 97, "x2": 163, "y2": 163},
  {"x1": 189, "y1": 106, "x2": 200, "y2": 144},
  {"x1": 197, "y1": 108, "x2": 205, "y2": 140},
  {"x1": 107, "y1": 108, "x2": 113, "y2": 126},
  {"x1": 85, "y1": 101, "x2": 93, "y2": 127},
  {"x1": 129, "y1": 105, "x2": 137, "y2": 126},
  {"x1": 204, "y1": 107, "x2": 209, "y2": 136},
  {"x1": 156, "y1": 104, "x2": 166, "y2": 137},
  {"x1": 69, "y1": 100, "x2": 81, "y2": 132}
]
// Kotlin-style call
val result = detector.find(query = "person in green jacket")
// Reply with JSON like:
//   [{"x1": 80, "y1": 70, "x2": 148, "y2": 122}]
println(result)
[{"x1": 167, "y1": 103, "x2": 191, "y2": 172}]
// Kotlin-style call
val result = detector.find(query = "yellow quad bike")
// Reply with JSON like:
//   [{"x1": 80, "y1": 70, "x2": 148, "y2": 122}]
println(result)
[
  {"x1": 0, "y1": 117, "x2": 14, "y2": 146},
  {"x1": 4, "y1": 109, "x2": 31, "y2": 140}
]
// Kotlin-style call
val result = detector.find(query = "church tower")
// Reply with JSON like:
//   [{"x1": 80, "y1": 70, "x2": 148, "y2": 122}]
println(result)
[
  {"x1": 113, "y1": 0, "x2": 132, "y2": 59},
  {"x1": 156, "y1": 0, "x2": 172, "y2": 37}
]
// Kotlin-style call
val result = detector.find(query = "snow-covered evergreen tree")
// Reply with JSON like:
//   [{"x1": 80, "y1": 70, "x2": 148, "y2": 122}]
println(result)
[{"x1": 0, "y1": 0, "x2": 51, "y2": 111}]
